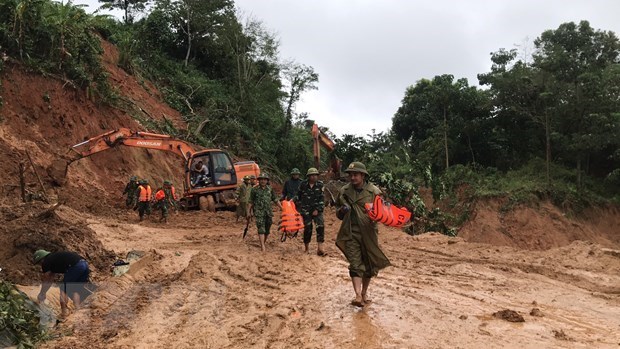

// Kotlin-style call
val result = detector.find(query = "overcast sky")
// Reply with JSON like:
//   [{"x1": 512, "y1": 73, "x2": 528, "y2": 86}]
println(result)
[{"x1": 77, "y1": 0, "x2": 620, "y2": 137}]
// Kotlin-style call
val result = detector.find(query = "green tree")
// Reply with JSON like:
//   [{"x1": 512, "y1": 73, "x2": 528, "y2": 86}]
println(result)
[
  {"x1": 533, "y1": 21, "x2": 620, "y2": 189},
  {"x1": 98, "y1": 0, "x2": 149, "y2": 25}
]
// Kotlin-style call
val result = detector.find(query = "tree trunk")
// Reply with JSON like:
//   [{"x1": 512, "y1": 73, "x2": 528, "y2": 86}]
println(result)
[
  {"x1": 467, "y1": 133, "x2": 475, "y2": 165},
  {"x1": 545, "y1": 111, "x2": 551, "y2": 187},
  {"x1": 443, "y1": 106, "x2": 449, "y2": 169},
  {"x1": 184, "y1": 11, "x2": 191, "y2": 67}
]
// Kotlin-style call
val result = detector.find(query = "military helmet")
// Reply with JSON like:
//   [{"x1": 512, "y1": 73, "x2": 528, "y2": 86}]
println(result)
[
  {"x1": 257, "y1": 173, "x2": 270, "y2": 180},
  {"x1": 250, "y1": 175, "x2": 257, "y2": 180},
  {"x1": 140, "y1": 179, "x2": 149, "y2": 185},
  {"x1": 33, "y1": 249, "x2": 50, "y2": 264},
  {"x1": 130, "y1": 175, "x2": 138, "y2": 181},
  {"x1": 306, "y1": 167, "x2": 319, "y2": 176},
  {"x1": 163, "y1": 180, "x2": 172, "y2": 185},
  {"x1": 243, "y1": 175, "x2": 251, "y2": 181},
  {"x1": 290, "y1": 168, "x2": 301, "y2": 175},
  {"x1": 344, "y1": 161, "x2": 368, "y2": 175}
]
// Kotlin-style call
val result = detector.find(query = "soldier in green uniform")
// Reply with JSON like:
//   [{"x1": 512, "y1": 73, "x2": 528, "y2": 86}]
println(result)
[
  {"x1": 163, "y1": 180, "x2": 178, "y2": 213},
  {"x1": 295, "y1": 167, "x2": 326, "y2": 255},
  {"x1": 153, "y1": 180, "x2": 176, "y2": 223},
  {"x1": 123, "y1": 175, "x2": 140, "y2": 208},
  {"x1": 281, "y1": 168, "x2": 302, "y2": 200},
  {"x1": 249, "y1": 173, "x2": 282, "y2": 252},
  {"x1": 236, "y1": 175, "x2": 252, "y2": 222},
  {"x1": 249, "y1": 174, "x2": 257, "y2": 187},
  {"x1": 335, "y1": 162, "x2": 391, "y2": 307}
]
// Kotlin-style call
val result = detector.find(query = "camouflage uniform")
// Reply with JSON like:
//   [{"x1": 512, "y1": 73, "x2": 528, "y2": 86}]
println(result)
[
  {"x1": 250, "y1": 182, "x2": 278, "y2": 235},
  {"x1": 236, "y1": 176, "x2": 252, "y2": 219},
  {"x1": 295, "y1": 173, "x2": 325, "y2": 244},
  {"x1": 123, "y1": 176, "x2": 139, "y2": 208},
  {"x1": 154, "y1": 182, "x2": 176, "y2": 221}
]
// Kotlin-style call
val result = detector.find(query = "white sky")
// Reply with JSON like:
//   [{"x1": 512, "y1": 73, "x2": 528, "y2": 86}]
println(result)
[{"x1": 76, "y1": 0, "x2": 620, "y2": 137}]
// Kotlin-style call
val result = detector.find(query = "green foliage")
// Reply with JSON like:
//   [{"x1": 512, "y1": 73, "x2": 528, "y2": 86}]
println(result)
[
  {"x1": 0, "y1": 281, "x2": 48, "y2": 348},
  {"x1": 0, "y1": 0, "x2": 111, "y2": 99}
]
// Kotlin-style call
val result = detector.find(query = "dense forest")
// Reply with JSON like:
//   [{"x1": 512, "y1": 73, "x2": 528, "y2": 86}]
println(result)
[{"x1": 0, "y1": 0, "x2": 619, "y2": 232}]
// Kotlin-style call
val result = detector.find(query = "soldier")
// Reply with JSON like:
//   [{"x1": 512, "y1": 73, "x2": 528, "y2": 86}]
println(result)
[
  {"x1": 335, "y1": 162, "x2": 391, "y2": 307},
  {"x1": 153, "y1": 180, "x2": 176, "y2": 223},
  {"x1": 33, "y1": 249, "x2": 90, "y2": 318},
  {"x1": 248, "y1": 173, "x2": 282, "y2": 252},
  {"x1": 122, "y1": 175, "x2": 140, "y2": 208},
  {"x1": 295, "y1": 167, "x2": 326, "y2": 255},
  {"x1": 136, "y1": 179, "x2": 152, "y2": 222},
  {"x1": 281, "y1": 168, "x2": 302, "y2": 201},
  {"x1": 236, "y1": 175, "x2": 252, "y2": 222},
  {"x1": 249, "y1": 174, "x2": 257, "y2": 187}
]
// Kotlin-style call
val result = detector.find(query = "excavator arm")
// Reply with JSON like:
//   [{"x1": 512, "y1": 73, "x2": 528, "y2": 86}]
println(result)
[
  {"x1": 311, "y1": 123, "x2": 341, "y2": 177},
  {"x1": 69, "y1": 128, "x2": 196, "y2": 163}
]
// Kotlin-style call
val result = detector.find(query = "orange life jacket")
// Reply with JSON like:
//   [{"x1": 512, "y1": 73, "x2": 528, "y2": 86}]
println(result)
[
  {"x1": 170, "y1": 186, "x2": 176, "y2": 200},
  {"x1": 364, "y1": 195, "x2": 411, "y2": 228},
  {"x1": 139, "y1": 185, "x2": 152, "y2": 202},
  {"x1": 278, "y1": 200, "x2": 304, "y2": 233},
  {"x1": 155, "y1": 189, "x2": 165, "y2": 201}
]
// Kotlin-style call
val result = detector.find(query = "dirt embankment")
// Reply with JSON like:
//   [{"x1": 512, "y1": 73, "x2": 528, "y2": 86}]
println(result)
[
  {"x1": 458, "y1": 199, "x2": 620, "y2": 250},
  {"x1": 0, "y1": 38, "x2": 188, "y2": 216}
]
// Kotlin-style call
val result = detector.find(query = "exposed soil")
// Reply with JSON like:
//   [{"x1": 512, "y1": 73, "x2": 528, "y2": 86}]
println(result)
[{"x1": 1, "y1": 39, "x2": 620, "y2": 348}]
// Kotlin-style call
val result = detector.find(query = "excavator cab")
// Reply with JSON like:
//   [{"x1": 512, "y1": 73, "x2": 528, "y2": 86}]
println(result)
[{"x1": 187, "y1": 151, "x2": 236, "y2": 189}]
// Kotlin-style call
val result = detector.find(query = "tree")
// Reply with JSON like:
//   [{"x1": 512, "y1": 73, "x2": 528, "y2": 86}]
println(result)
[
  {"x1": 533, "y1": 21, "x2": 620, "y2": 188},
  {"x1": 281, "y1": 62, "x2": 318, "y2": 135},
  {"x1": 98, "y1": 0, "x2": 149, "y2": 25}
]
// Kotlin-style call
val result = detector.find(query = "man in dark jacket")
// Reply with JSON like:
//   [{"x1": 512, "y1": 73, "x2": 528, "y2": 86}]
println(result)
[
  {"x1": 33, "y1": 249, "x2": 90, "y2": 317},
  {"x1": 281, "y1": 168, "x2": 302, "y2": 200}
]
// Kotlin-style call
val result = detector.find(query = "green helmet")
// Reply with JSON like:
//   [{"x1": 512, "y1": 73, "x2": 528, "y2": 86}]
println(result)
[
  {"x1": 130, "y1": 175, "x2": 138, "y2": 181},
  {"x1": 140, "y1": 179, "x2": 149, "y2": 185},
  {"x1": 344, "y1": 161, "x2": 368, "y2": 175},
  {"x1": 250, "y1": 175, "x2": 256, "y2": 180},
  {"x1": 290, "y1": 168, "x2": 301, "y2": 175},
  {"x1": 257, "y1": 173, "x2": 270, "y2": 180},
  {"x1": 306, "y1": 167, "x2": 319, "y2": 176},
  {"x1": 33, "y1": 249, "x2": 50, "y2": 264},
  {"x1": 243, "y1": 175, "x2": 250, "y2": 181},
  {"x1": 163, "y1": 180, "x2": 172, "y2": 185}
]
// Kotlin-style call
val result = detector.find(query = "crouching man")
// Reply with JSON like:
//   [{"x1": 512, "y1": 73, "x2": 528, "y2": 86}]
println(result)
[{"x1": 33, "y1": 249, "x2": 90, "y2": 317}]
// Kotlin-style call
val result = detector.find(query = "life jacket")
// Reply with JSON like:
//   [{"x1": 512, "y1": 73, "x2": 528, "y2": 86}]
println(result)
[
  {"x1": 170, "y1": 186, "x2": 176, "y2": 200},
  {"x1": 138, "y1": 185, "x2": 152, "y2": 202},
  {"x1": 155, "y1": 189, "x2": 165, "y2": 201},
  {"x1": 364, "y1": 195, "x2": 411, "y2": 228},
  {"x1": 278, "y1": 200, "x2": 304, "y2": 233}
]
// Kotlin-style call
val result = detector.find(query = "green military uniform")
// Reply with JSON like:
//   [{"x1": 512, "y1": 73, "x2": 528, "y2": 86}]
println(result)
[
  {"x1": 154, "y1": 181, "x2": 176, "y2": 221},
  {"x1": 123, "y1": 176, "x2": 139, "y2": 208},
  {"x1": 250, "y1": 174, "x2": 278, "y2": 235},
  {"x1": 236, "y1": 176, "x2": 252, "y2": 219},
  {"x1": 335, "y1": 163, "x2": 391, "y2": 278},
  {"x1": 295, "y1": 168, "x2": 325, "y2": 244}
]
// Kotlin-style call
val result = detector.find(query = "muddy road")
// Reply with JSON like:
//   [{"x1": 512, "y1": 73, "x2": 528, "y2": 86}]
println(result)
[{"x1": 20, "y1": 207, "x2": 620, "y2": 349}]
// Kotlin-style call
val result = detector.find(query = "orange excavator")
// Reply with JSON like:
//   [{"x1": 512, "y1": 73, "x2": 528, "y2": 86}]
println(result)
[
  {"x1": 310, "y1": 121, "x2": 341, "y2": 179},
  {"x1": 67, "y1": 128, "x2": 259, "y2": 211}
]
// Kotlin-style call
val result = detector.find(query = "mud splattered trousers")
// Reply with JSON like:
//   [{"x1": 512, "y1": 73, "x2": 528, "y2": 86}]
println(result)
[
  {"x1": 153, "y1": 200, "x2": 169, "y2": 220},
  {"x1": 302, "y1": 213, "x2": 325, "y2": 244},
  {"x1": 126, "y1": 194, "x2": 137, "y2": 208},
  {"x1": 343, "y1": 227, "x2": 375, "y2": 278},
  {"x1": 255, "y1": 214, "x2": 273, "y2": 235}
]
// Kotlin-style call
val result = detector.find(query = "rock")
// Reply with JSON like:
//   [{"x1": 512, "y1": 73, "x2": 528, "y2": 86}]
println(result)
[
  {"x1": 459, "y1": 315, "x2": 468, "y2": 320},
  {"x1": 530, "y1": 308, "x2": 544, "y2": 317},
  {"x1": 492, "y1": 309, "x2": 525, "y2": 322}
]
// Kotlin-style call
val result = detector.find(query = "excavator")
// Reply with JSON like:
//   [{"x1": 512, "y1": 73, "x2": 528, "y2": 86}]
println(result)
[
  {"x1": 309, "y1": 121, "x2": 341, "y2": 179},
  {"x1": 67, "y1": 128, "x2": 259, "y2": 212}
]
